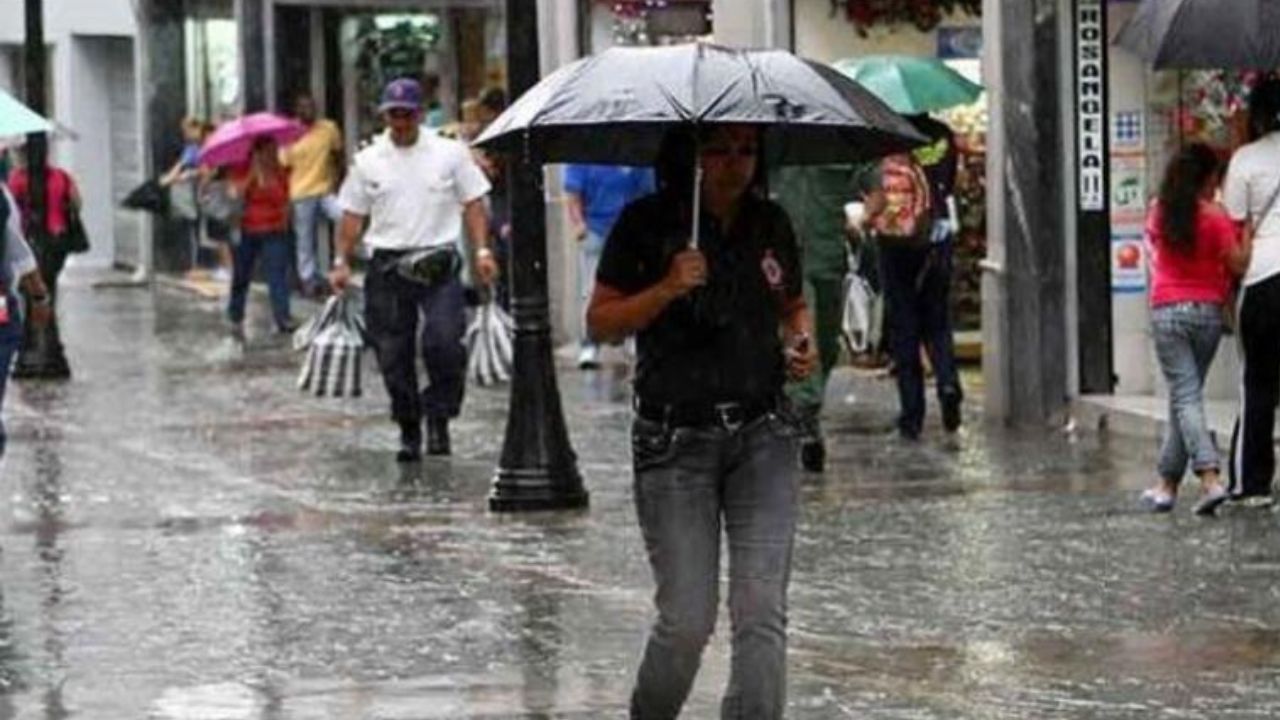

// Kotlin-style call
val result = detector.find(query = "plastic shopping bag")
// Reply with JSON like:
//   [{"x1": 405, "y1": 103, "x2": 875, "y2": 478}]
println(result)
[{"x1": 296, "y1": 293, "x2": 367, "y2": 398}]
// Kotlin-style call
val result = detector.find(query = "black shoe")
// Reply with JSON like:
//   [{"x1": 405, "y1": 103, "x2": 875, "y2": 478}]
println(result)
[
  {"x1": 396, "y1": 422, "x2": 423, "y2": 463},
  {"x1": 800, "y1": 437, "x2": 826, "y2": 473},
  {"x1": 941, "y1": 392, "x2": 963, "y2": 433},
  {"x1": 427, "y1": 417, "x2": 451, "y2": 456},
  {"x1": 276, "y1": 318, "x2": 300, "y2": 334}
]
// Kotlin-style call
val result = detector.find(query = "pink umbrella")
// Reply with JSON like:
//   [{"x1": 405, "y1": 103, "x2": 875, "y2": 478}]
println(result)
[{"x1": 199, "y1": 112, "x2": 306, "y2": 167}]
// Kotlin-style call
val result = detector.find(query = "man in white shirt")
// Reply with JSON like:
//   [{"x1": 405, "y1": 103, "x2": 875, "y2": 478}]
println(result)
[
  {"x1": 1223, "y1": 77, "x2": 1280, "y2": 503},
  {"x1": 330, "y1": 78, "x2": 498, "y2": 462}
]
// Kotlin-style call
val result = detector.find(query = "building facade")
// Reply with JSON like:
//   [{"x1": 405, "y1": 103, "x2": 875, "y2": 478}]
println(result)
[{"x1": 0, "y1": 0, "x2": 146, "y2": 273}]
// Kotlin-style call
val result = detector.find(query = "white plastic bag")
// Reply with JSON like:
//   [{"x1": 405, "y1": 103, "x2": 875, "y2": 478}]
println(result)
[
  {"x1": 465, "y1": 298, "x2": 515, "y2": 387},
  {"x1": 297, "y1": 293, "x2": 367, "y2": 398}
]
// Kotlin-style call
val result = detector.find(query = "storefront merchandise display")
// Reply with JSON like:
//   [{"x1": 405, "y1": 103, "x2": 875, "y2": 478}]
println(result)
[
  {"x1": 941, "y1": 102, "x2": 985, "y2": 331},
  {"x1": 833, "y1": 0, "x2": 981, "y2": 36}
]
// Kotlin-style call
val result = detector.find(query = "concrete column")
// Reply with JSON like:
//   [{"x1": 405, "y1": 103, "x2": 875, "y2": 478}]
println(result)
[
  {"x1": 712, "y1": 0, "x2": 792, "y2": 49},
  {"x1": 237, "y1": 0, "x2": 267, "y2": 112},
  {"x1": 537, "y1": 0, "x2": 580, "y2": 346},
  {"x1": 981, "y1": 0, "x2": 1072, "y2": 426},
  {"x1": 140, "y1": 0, "x2": 188, "y2": 273}
]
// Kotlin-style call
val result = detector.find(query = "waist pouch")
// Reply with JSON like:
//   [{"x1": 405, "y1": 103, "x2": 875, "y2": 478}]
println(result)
[{"x1": 392, "y1": 246, "x2": 462, "y2": 288}]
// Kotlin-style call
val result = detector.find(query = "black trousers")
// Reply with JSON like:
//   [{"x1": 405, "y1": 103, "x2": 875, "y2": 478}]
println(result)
[
  {"x1": 364, "y1": 251, "x2": 468, "y2": 426},
  {"x1": 879, "y1": 242, "x2": 962, "y2": 437},
  {"x1": 1230, "y1": 273, "x2": 1280, "y2": 498}
]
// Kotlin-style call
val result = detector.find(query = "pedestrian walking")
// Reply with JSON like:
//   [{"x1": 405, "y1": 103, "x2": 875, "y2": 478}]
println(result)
[
  {"x1": 563, "y1": 163, "x2": 655, "y2": 369},
  {"x1": 329, "y1": 78, "x2": 497, "y2": 463},
  {"x1": 773, "y1": 164, "x2": 857, "y2": 471},
  {"x1": 282, "y1": 93, "x2": 344, "y2": 297},
  {"x1": 0, "y1": 185, "x2": 52, "y2": 456},
  {"x1": 588, "y1": 126, "x2": 816, "y2": 720},
  {"x1": 227, "y1": 138, "x2": 296, "y2": 336},
  {"x1": 6, "y1": 149, "x2": 79, "y2": 379},
  {"x1": 1226, "y1": 77, "x2": 1280, "y2": 505},
  {"x1": 860, "y1": 114, "x2": 963, "y2": 440},
  {"x1": 1141, "y1": 143, "x2": 1246, "y2": 516}
]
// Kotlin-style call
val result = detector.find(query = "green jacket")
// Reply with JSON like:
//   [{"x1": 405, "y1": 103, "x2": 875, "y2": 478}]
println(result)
[{"x1": 771, "y1": 165, "x2": 855, "y2": 280}]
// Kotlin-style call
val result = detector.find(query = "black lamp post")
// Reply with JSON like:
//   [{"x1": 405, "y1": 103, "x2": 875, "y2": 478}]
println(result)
[
  {"x1": 14, "y1": 0, "x2": 70, "y2": 380},
  {"x1": 489, "y1": 0, "x2": 589, "y2": 512}
]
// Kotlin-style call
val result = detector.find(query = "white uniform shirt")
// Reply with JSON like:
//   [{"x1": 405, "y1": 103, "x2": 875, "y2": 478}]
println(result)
[
  {"x1": 2, "y1": 187, "x2": 37, "y2": 287},
  {"x1": 338, "y1": 130, "x2": 491, "y2": 251},
  {"x1": 1223, "y1": 132, "x2": 1280, "y2": 287}
]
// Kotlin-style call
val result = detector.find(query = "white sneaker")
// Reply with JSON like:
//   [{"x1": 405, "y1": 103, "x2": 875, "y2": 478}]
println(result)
[{"x1": 577, "y1": 345, "x2": 601, "y2": 369}]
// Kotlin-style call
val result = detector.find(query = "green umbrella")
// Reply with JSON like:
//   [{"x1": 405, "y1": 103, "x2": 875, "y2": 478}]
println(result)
[
  {"x1": 0, "y1": 87, "x2": 54, "y2": 137},
  {"x1": 832, "y1": 55, "x2": 983, "y2": 115}
]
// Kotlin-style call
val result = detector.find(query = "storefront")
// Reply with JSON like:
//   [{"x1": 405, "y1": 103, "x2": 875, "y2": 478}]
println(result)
[
  {"x1": 1097, "y1": 1, "x2": 1263, "y2": 406},
  {"x1": 142, "y1": 0, "x2": 511, "y2": 273},
  {"x1": 792, "y1": 0, "x2": 987, "y2": 334}
]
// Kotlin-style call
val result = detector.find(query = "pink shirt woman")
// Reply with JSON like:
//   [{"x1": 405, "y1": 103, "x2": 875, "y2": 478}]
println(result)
[{"x1": 1146, "y1": 199, "x2": 1240, "y2": 307}]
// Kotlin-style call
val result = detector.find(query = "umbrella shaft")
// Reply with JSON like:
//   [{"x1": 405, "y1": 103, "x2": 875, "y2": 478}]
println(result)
[{"x1": 690, "y1": 161, "x2": 704, "y2": 250}]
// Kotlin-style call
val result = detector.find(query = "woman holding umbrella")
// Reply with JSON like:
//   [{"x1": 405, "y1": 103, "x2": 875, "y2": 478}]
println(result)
[
  {"x1": 589, "y1": 126, "x2": 815, "y2": 719},
  {"x1": 200, "y1": 112, "x2": 307, "y2": 336},
  {"x1": 226, "y1": 137, "x2": 296, "y2": 335}
]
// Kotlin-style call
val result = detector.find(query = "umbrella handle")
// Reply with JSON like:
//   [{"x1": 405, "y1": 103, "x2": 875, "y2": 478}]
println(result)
[{"x1": 690, "y1": 158, "x2": 703, "y2": 251}]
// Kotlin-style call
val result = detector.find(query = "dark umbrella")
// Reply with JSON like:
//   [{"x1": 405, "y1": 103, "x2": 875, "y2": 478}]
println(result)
[
  {"x1": 1116, "y1": 0, "x2": 1280, "y2": 69},
  {"x1": 474, "y1": 42, "x2": 923, "y2": 246}
]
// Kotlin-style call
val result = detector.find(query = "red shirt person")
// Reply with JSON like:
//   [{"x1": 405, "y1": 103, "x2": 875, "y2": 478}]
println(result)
[{"x1": 225, "y1": 138, "x2": 296, "y2": 335}]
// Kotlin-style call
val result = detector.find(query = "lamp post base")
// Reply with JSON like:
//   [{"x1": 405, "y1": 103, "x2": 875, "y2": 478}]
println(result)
[{"x1": 489, "y1": 467, "x2": 590, "y2": 512}]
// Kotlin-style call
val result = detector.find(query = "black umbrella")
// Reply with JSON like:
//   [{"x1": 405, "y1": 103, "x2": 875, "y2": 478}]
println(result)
[
  {"x1": 1116, "y1": 0, "x2": 1280, "y2": 69},
  {"x1": 474, "y1": 42, "x2": 923, "y2": 246}
]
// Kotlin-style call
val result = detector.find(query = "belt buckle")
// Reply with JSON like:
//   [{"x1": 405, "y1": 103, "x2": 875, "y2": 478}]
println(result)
[{"x1": 715, "y1": 403, "x2": 744, "y2": 432}]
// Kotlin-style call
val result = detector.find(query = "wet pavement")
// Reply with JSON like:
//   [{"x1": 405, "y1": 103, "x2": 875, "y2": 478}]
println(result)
[{"x1": 0, "y1": 271, "x2": 1279, "y2": 719}]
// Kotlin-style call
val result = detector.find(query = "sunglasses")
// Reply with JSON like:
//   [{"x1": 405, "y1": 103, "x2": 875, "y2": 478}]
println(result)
[{"x1": 386, "y1": 108, "x2": 417, "y2": 121}]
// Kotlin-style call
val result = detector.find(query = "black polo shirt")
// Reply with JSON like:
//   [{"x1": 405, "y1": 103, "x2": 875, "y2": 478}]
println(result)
[{"x1": 597, "y1": 192, "x2": 803, "y2": 406}]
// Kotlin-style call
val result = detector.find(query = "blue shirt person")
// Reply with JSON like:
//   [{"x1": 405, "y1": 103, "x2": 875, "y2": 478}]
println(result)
[{"x1": 563, "y1": 164, "x2": 655, "y2": 368}]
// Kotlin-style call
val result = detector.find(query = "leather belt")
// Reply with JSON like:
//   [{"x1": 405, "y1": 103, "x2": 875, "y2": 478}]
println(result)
[{"x1": 634, "y1": 397, "x2": 774, "y2": 431}]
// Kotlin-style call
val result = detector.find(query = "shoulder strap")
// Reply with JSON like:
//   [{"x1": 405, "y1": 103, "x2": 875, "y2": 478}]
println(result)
[{"x1": 1255, "y1": 179, "x2": 1280, "y2": 233}]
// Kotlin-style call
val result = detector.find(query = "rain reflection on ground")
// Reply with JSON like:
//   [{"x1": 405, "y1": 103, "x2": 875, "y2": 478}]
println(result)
[{"x1": 0, "y1": 273, "x2": 1277, "y2": 718}]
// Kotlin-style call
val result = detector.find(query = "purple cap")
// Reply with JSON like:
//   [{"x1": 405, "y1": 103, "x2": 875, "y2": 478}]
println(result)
[{"x1": 378, "y1": 78, "x2": 423, "y2": 113}]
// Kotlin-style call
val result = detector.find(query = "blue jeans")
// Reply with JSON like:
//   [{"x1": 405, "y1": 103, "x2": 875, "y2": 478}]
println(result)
[
  {"x1": 880, "y1": 241, "x2": 962, "y2": 436},
  {"x1": 1152, "y1": 302, "x2": 1223, "y2": 480},
  {"x1": 292, "y1": 195, "x2": 341, "y2": 287},
  {"x1": 579, "y1": 232, "x2": 603, "y2": 351},
  {"x1": 630, "y1": 413, "x2": 799, "y2": 720},
  {"x1": 227, "y1": 230, "x2": 293, "y2": 328},
  {"x1": 0, "y1": 302, "x2": 23, "y2": 456}
]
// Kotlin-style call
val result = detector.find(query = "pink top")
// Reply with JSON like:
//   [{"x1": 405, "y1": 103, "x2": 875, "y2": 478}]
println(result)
[
  {"x1": 7, "y1": 166, "x2": 75, "y2": 236},
  {"x1": 1146, "y1": 201, "x2": 1240, "y2": 307}
]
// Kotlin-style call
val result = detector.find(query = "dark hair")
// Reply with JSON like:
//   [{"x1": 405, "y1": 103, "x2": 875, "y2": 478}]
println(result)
[
  {"x1": 478, "y1": 86, "x2": 507, "y2": 114},
  {"x1": 1248, "y1": 76, "x2": 1280, "y2": 140},
  {"x1": 1158, "y1": 142, "x2": 1221, "y2": 255}
]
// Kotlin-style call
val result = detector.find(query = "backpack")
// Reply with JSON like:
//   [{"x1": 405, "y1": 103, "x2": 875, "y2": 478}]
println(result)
[{"x1": 871, "y1": 153, "x2": 932, "y2": 242}]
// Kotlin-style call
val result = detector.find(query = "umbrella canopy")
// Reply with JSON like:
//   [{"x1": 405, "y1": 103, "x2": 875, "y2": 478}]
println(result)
[
  {"x1": 473, "y1": 42, "x2": 924, "y2": 166},
  {"x1": 830, "y1": 55, "x2": 983, "y2": 115},
  {"x1": 0, "y1": 88, "x2": 54, "y2": 138},
  {"x1": 200, "y1": 112, "x2": 306, "y2": 167},
  {"x1": 1116, "y1": 0, "x2": 1280, "y2": 70}
]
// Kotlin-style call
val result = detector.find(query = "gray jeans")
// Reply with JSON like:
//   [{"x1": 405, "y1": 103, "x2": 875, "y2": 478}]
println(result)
[
  {"x1": 1152, "y1": 302, "x2": 1224, "y2": 480},
  {"x1": 629, "y1": 413, "x2": 799, "y2": 720}
]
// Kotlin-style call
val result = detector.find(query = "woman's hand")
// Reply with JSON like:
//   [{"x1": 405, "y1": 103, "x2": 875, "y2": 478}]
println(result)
[
  {"x1": 785, "y1": 333, "x2": 817, "y2": 380},
  {"x1": 660, "y1": 248, "x2": 707, "y2": 298}
]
